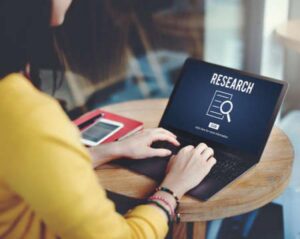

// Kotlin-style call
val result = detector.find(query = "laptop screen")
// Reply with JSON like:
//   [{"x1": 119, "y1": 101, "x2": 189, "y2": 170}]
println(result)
[{"x1": 161, "y1": 59, "x2": 285, "y2": 156}]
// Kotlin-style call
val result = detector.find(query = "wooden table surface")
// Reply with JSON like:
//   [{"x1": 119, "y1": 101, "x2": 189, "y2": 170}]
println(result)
[{"x1": 95, "y1": 99, "x2": 294, "y2": 223}]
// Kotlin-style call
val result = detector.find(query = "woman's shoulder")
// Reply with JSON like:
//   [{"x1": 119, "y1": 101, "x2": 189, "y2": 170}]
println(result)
[
  {"x1": 0, "y1": 73, "x2": 53, "y2": 106},
  {"x1": 0, "y1": 73, "x2": 53, "y2": 115},
  {"x1": 0, "y1": 73, "x2": 80, "y2": 145}
]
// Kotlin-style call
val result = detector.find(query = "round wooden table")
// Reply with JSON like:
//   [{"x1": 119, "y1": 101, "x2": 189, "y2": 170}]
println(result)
[{"x1": 95, "y1": 99, "x2": 294, "y2": 239}]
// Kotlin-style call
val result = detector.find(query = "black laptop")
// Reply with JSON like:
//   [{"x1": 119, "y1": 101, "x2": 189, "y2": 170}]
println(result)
[{"x1": 115, "y1": 58, "x2": 288, "y2": 201}]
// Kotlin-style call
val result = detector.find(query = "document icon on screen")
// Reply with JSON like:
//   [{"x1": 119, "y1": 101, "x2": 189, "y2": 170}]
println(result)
[{"x1": 206, "y1": 90, "x2": 233, "y2": 123}]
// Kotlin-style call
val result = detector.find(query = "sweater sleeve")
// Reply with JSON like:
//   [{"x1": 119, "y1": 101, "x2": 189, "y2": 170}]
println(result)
[{"x1": 0, "y1": 98, "x2": 168, "y2": 239}]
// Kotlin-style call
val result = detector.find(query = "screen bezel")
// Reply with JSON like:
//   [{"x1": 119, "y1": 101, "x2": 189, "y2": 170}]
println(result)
[{"x1": 159, "y1": 58, "x2": 288, "y2": 162}]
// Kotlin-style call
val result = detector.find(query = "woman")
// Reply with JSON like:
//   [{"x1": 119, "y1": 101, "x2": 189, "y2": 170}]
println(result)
[{"x1": 0, "y1": 0, "x2": 216, "y2": 238}]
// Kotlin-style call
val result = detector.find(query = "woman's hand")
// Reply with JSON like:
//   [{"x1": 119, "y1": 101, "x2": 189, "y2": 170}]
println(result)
[
  {"x1": 89, "y1": 128, "x2": 179, "y2": 168},
  {"x1": 117, "y1": 128, "x2": 180, "y2": 159},
  {"x1": 161, "y1": 143, "x2": 216, "y2": 199}
]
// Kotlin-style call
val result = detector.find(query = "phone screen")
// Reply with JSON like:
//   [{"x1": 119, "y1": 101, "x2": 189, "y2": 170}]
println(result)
[{"x1": 82, "y1": 121, "x2": 119, "y2": 142}]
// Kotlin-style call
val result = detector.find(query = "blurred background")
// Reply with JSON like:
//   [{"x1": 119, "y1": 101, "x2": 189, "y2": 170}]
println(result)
[{"x1": 39, "y1": 0, "x2": 300, "y2": 238}]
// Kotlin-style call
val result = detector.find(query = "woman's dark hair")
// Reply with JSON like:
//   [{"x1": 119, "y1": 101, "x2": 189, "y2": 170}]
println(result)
[{"x1": 0, "y1": 0, "x2": 54, "y2": 88}]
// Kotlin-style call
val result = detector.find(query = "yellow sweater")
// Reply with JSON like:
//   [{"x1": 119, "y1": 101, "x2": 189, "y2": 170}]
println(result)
[{"x1": 0, "y1": 74, "x2": 168, "y2": 239}]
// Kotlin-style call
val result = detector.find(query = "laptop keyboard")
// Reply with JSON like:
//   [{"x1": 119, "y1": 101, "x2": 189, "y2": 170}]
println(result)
[
  {"x1": 152, "y1": 138, "x2": 250, "y2": 183},
  {"x1": 208, "y1": 151, "x2": 249, "y2": 182}
]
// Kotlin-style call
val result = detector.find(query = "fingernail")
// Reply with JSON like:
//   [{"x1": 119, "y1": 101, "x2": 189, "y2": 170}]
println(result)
[{"x1": 166, "y1": 150, "x2": 172, "y2": 155}]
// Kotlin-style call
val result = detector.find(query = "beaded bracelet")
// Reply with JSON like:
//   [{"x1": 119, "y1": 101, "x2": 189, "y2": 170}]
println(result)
[
  {"x1": 156, "y1": 186, "x2": 179, "y2": 209},
  {"x1": 148, "y1": 195, "x2": 175, "y2": 219},
  {"x1": 148, "y1": 200, "x2": 171, "y2": 222}
]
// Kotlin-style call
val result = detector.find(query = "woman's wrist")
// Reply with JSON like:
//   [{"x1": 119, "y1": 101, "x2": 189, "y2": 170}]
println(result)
[
  {"x1": 148, "y1": 191, "x2": 176, "y2": 223},
  {"x1": 147, "y1": 189, "x2": 181, "y2": 223},
  {"x1": 160, "y1": 178, "x2": 186, "y2": 200},
  {"x1": 89, "y1": 141, "x2": 125, "y2": 167},
  {"x1": 153, "y1": 191, "x2": 177, "y2": 211}
]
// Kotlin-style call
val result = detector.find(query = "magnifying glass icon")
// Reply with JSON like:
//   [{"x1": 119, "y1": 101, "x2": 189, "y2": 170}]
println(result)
[{"x1": 220, "y1": 100, "x2": 233, "y2": 123}]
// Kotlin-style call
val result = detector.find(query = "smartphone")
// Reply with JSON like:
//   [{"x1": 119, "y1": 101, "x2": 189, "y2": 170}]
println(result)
[{"x1": 81, "y1": 118, "x2": 124, "y2": 146}]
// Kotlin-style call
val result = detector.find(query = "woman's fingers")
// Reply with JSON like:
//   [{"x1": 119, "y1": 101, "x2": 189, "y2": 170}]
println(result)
[
  {"x1": 201, "y1": 147, "x2": 214, "y2": 160},
  {"x1": 177, "y1": 145, "x2": 194, "y2": 161},
  {"x1": 156, "y1": 128, "x2": 177, "y2": 139},
  {"x1": 147, "y1": 148, "x2": 172, "y2": 157},
  {"x1": 152, "y1": 133, "x2": 180, "y2": 146},
  {"x1": 193, "y1": 143, "x2": 208, "y2": 155},
  {"x1": 207, "y1": 157, "x2": 217, "y2": 167}
]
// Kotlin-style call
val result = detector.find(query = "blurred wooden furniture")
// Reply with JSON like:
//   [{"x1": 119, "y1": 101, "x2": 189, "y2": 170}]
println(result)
[
  {"x1": 95, "y1": 99, "x2": 294, "y2": 239},
  {"x1": 276, "y1": 19, "x2": 300, "y2": 53},
  {"x1": 152, "y1": 0, "x2": 204, "y2": 58},
  {"x1": 153, "y1": 9, "x2": 204, "y2": 58}
]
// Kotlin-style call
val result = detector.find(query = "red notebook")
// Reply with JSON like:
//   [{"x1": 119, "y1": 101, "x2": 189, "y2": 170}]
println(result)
[{"x1": 73, "y1": 109, "x2": 144, "y2": 144}]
